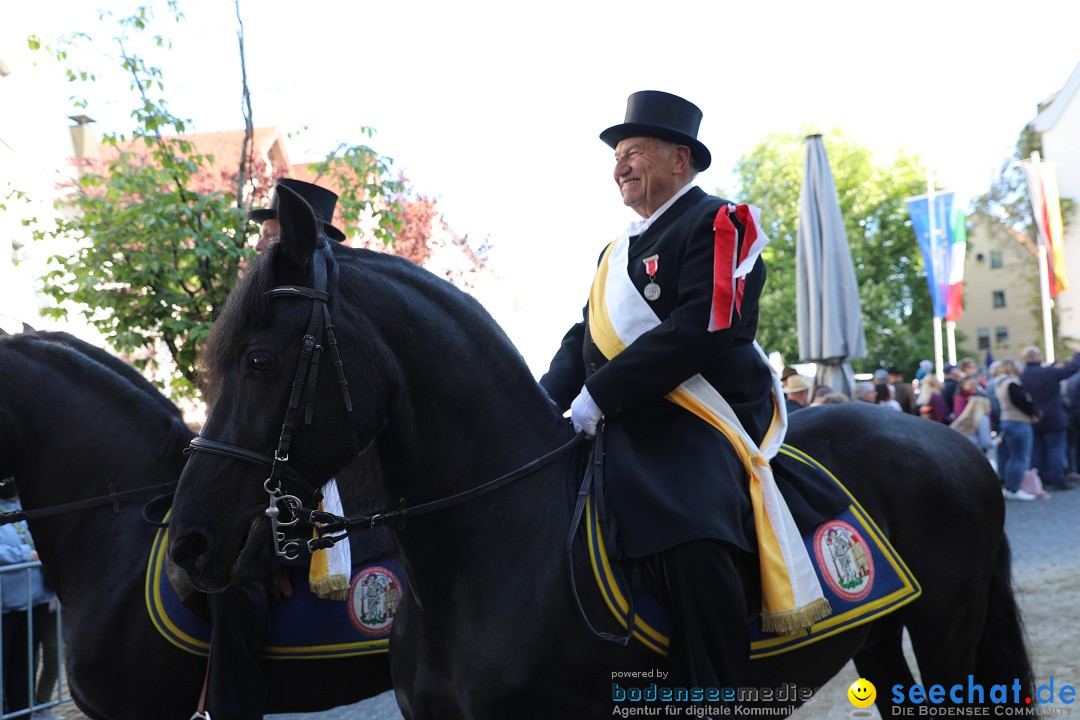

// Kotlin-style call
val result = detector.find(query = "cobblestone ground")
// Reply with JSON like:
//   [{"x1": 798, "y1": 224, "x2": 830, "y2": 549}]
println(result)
[{"x1": 47, "y1": 483, "x2": 1080, "y2": 719}]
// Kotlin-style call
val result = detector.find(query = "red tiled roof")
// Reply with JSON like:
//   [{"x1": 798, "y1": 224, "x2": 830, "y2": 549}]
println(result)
[{"x1": 78, "y1": 126, "x2": 289, "y2": 171}]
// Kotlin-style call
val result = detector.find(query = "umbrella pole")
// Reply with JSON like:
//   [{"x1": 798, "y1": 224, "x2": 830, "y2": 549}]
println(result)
[{"x1": 934, "y1": 316, "x2": 945, "y2": 381}]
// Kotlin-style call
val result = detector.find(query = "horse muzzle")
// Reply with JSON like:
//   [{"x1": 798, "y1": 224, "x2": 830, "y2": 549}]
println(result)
[{"x1": 168, "y1": 515, "x2": 274, "y2": 592}]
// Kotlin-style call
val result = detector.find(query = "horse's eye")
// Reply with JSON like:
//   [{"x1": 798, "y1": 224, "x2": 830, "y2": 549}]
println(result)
[{"x1": 248, "y1": 352, "x2": 276, "y2": 373}]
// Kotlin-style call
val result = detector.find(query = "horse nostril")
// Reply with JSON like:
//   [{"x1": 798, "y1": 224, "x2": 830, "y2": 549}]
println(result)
[{"x1": 169, "y1": 529, "x2": 210, "y2": 574}]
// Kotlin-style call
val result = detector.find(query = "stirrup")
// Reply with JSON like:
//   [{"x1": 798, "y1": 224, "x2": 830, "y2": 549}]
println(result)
[{"x1": 190, "y1": 712, "x2": 211, "y2": 720}]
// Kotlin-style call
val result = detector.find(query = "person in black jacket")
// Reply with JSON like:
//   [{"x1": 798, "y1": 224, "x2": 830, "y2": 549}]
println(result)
[
  {"x1": 784, "y1": 375, "x2": 811, "y2": 414},
  {"x1": 1019, "y1": 345, "x2": 1080, "y2": 491},
  {"x1": 540, "y1": 91, "x2": 821, "y2": 692}
]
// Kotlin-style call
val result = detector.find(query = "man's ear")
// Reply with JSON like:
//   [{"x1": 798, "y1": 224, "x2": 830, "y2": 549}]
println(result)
[
  {"x1": 673, "y1": 144, "x2": 692, "y2": 175},
  {"x1": 275, "y1": 183, "x2": 321, "y2": 268}
]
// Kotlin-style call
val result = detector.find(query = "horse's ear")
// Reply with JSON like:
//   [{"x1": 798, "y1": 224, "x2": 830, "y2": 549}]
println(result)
[{"x1": 275, "y1": 183, "x2": 322, "y2": 267}]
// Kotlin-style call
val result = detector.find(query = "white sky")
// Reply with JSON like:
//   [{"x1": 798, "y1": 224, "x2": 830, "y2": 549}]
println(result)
[{"x1": 4, "y1": 0, "x2": 1080, "y2": 374}]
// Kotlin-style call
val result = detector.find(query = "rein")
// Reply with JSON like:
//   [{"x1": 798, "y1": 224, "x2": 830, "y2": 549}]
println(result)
[
  {"x1": 303, "y1": 432, "x2": 587, "y2": 548},
  {"x1": 0, "y1": 482, "x2": 178, "y2": 525}
]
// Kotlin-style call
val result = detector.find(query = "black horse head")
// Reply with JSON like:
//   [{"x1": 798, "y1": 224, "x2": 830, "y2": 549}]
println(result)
[
  {"x1": 169, "y1": 186, "x2": 366, "y2": 590},
  {"x1": 168, "y1": 184, "x2": 564, "y2": 591}
]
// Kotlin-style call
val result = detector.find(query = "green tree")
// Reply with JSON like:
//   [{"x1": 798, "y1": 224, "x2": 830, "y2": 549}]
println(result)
[
  {"x1": 26, "y1": 2, "x2": 402, "y2": 400},
  {"x1": 731, "y1": 130, "x2": 937, "y2": 377}
]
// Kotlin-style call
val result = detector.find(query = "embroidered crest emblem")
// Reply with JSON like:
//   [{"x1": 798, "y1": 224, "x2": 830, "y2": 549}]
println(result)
[
  {"x1": 348, "y1": 565, "x2": 403, "y2": 636},
  {"x1": 813, "y1": 520, "x2": 874, "y2": 601}
]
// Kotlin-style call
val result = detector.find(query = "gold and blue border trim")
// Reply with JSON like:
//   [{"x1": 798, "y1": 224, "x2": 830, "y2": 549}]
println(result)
[{"x1": 145, "y1": 515, "x2": 390, "y2": 659}]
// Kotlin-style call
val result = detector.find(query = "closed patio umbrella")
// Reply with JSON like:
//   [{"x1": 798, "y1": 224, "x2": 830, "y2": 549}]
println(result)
[{"x1": 795, "y1": 134, "x2": 866, "y2": 399}]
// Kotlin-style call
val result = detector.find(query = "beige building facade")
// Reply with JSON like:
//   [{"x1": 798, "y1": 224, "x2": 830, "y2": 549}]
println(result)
[{"x1": 955, "y1": 217, "x2": 1044, "y2": 362}]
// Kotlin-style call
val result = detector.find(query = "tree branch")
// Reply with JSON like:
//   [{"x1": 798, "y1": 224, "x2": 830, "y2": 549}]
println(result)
[{"x1": 234, "y1": 0, "x2": 254, "y2": 208}]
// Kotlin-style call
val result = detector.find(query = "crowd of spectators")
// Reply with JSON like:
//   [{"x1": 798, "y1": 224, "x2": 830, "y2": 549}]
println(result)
[{"x1": 781, "y1": 346, "x2": 1080, "y2": 501}]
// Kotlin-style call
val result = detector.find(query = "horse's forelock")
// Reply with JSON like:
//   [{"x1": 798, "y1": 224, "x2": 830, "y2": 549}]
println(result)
[{"x1": 199, "y1": 247, "x2": 278, "y2": 405}]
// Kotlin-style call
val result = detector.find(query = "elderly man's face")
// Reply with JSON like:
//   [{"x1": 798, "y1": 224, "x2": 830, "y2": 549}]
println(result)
[
  {"x1": 255, "y1": 218, "x2": 281, "y2": 252},
  {"x1": 613, "y1": 137, "x2": 688, "y2": 218}
]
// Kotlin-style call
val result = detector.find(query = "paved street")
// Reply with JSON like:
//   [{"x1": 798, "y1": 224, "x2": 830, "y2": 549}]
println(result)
[{"x1": 48, "y1": 481, "x2": 1080, "y2": 719}]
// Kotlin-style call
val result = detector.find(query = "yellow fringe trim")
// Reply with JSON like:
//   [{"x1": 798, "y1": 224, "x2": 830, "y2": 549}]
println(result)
[
  {"x1": 760, "y1": 597, "x2": 832, "y2": 635},
  {"x1": 309, "y1": 575, "x2": 349, "y2": 602}
]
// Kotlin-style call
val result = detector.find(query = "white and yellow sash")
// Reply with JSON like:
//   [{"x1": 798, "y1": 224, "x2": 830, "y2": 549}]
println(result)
[
  {"x1": 309, "y1": 478, "x2": 351, "y2": 601},
  {"x1": 589, "y1": 229, "x2": 830, "y2": 633}
]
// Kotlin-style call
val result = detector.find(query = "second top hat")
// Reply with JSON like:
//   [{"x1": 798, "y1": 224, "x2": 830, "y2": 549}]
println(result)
[{"x1": 248, "y1": 178, "x2": 347, "y2": 242}]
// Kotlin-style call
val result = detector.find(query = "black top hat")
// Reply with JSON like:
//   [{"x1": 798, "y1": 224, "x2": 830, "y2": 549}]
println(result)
[
  {"x1": 248, "y1": 178, "x2": 346, "y2": 242},
  {"x1": 600, "y1": 90, "x2": 711, "y2": 171}
]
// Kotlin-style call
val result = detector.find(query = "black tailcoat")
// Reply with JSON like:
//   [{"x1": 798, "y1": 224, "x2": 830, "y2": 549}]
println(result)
[{"x1": 540, "y1": 188, "x2": 775, "y2": 558}]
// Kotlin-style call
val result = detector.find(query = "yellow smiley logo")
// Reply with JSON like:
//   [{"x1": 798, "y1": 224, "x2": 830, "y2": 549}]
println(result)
[{"x1": 847, "y1": 678, "x2": 876, "y2": 708}]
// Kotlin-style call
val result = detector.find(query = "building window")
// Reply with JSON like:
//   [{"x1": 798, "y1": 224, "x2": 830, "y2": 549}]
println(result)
[
  {"x1": 977, "y1": 328, "x2": 991, "y2": 350},
  {"x1": 995, "y1": 327, "x2": 1009, "y2": 345},
  {"x1": 992, "y1": 290, "x2": 1006, "y2": 308},
  {"x1": 990, "y1": 252, "x2": 1003, "y2": 269}
]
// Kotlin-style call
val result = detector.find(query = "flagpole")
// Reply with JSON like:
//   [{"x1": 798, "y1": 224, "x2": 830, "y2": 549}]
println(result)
[
  {"x1": 946, "y1": 320, "x2": 957, "y2": 366},
  {"x1": 934, "y1": 316, "x2": 944, "y2": 381},
  {"x1": 1032, "y1": 152, "x2": 1056, "y2": 364},
  {"x1": 928, "y1": 175, "x2": 945, "y2": 380}
]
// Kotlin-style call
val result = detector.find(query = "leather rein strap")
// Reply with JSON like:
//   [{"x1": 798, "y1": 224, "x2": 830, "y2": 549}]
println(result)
[
  {"x1": 306, "y1": 432, "x2": 587, "y2": 545},
  {"x1": 0, "y1": 482, "x2": 178, "y2": 525}
]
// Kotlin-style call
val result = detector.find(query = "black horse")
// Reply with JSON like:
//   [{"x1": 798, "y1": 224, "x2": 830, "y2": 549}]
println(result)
[
  {"x1": 169, "y1": 187, "x2": 1033, "y2": 718},
  {"x1": 0, "y1": 330, "x2": 392, "y2": 719}
]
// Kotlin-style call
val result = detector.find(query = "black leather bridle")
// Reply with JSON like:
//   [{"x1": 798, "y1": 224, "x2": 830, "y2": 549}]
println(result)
[
  {"x1": 184, "y1": 241, "x2": 586, "y2": 562},
  {"x1": 186, "y1": 245, "x2": 354, "y2": 558}
]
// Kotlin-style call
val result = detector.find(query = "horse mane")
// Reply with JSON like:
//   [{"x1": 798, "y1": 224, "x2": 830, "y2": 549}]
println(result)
[
  {"x1": 199, "y1": 246, "x2": 279, "y2": 405},
  {"x1": 0, "y1": 332, "x2": 191, "y2": 438},
  {"x1": 31, "y1": 331, "x2": 184, "y2": 420},
  {"x1": 201, "y1": 240, "x2": 540, "y2": 408}
]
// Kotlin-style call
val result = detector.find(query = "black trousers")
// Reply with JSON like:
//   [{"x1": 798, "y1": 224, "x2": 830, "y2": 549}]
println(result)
[
  {"x1": 645, "y1": 539, "x2": 757, "y2": 690},
  {"x1": 2, "y1": 602, "x2": 50, "y2": 712},
  {"x1": 207, "y1": 582, "x2": 272, "y2": 720}
]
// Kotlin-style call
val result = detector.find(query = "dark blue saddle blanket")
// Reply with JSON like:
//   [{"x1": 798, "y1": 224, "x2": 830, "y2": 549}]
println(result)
[
  {"x1": 588, "y1": 444, "x2": 921, "y2": 659},
  {"x1": 146, "y1": 523, "x2": 404, "y2": 659}
]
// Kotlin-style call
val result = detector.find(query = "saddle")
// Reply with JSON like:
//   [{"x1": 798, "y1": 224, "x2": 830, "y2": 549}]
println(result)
[{"x1": 580, "y1": 443, "x2": 922, "y2": 659}]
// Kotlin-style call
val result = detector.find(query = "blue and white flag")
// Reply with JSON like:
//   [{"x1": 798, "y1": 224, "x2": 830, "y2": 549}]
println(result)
[{"x1": 906, "y1": 191, "x2": 955, "y2": 319}]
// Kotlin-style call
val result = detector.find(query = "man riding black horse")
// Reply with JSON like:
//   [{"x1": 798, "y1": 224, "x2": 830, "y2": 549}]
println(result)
[{"x1": 540, "y1": 90, "x2": 829, "y2": 691}]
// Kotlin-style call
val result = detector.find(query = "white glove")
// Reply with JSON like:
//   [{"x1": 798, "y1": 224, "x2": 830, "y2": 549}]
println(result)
[{"x1": 570, "y1": 386, "x2": 603, "y2": 437}]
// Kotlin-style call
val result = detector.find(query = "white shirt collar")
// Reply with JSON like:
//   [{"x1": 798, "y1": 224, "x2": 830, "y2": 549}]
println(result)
[{"x1": 626, "y1": 182, "x2": 696, "y2": 237}]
